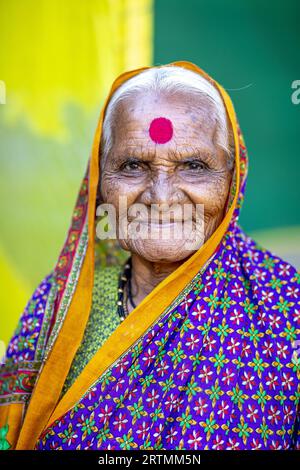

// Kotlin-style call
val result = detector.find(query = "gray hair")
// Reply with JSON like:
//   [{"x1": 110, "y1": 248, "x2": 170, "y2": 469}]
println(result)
[{"x1": 100, "y1": 65, "x2": 234, "y2": 171}]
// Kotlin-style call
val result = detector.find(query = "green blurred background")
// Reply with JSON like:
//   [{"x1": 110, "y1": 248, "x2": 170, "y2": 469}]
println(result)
[
  {"x1": 155, "y1": 0, "x2": 300, "y2": 233},
  {"x1": 0, "y1": 0, "x2": 299, "y2": 345}
]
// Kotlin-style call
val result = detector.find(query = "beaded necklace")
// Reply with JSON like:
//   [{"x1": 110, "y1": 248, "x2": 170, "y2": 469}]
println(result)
[{"x1": 117, "y1": 257, "x2": 137, "y2": 321}]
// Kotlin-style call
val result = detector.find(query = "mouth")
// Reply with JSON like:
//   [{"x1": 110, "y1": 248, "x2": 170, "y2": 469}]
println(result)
[
  {"x1": 135, "y1": 220, "x2": 184, "y2": 225},
  {"x1": 129, "y1": 218, "x2": 194, "y2": 225}
]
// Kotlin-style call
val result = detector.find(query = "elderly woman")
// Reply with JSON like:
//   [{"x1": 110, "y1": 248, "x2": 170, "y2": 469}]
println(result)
[{"x1": 0, "y1": 62, "x2": 299, "y2": 451}]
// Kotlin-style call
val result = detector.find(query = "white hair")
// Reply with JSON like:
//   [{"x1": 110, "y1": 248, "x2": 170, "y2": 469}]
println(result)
[{"x1": 100, "y1": 65, "x2": 234, "y2": 170}]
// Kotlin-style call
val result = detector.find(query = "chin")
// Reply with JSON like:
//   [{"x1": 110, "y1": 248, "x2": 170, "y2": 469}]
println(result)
[{"x1": 120, "y1": 238, "x2": 199, "y2": 263}]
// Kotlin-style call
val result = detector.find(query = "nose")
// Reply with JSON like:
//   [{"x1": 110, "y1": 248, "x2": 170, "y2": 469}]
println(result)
[{"x1": 141, "y1": 172, "x2": 185, "y2": 207}]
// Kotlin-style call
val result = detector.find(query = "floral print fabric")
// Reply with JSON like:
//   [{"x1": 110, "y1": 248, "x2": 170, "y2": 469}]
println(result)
[{"x1": 36, "y1": 224, "x2": 300, "y2": 450}]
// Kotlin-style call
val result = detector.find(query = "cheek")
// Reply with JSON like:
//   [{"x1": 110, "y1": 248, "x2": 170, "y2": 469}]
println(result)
[
  {"x1": 101, "y1": 175, "x2": 143, "y2": 207},
  {"x1": 186, "y1": 175, "x2": 231, "y2": 216}
]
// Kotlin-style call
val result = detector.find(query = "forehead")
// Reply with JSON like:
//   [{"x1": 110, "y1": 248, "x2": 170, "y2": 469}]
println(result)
[{"x1": 111, "y1": 91, "x2": 218, "y2": 150}]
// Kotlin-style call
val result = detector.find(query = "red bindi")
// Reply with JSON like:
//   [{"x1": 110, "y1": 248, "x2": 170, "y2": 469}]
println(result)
[{"x1": 149, "y1": 117, "x2": 173, "y2": 144}]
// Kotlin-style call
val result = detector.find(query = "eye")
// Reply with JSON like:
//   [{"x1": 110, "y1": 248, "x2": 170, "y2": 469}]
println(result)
[
  {"x1": 184, "y1": 160, "x2": 207, "y2": 171},
  {"x1": 120, "y1": 158, "x2": 143, "y2": 172},
  {"x1": 124, "y1": 161, "x2": 139, "y2": 171}
]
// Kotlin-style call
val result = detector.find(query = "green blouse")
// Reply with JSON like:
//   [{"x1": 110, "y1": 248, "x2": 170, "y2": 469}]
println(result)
[{"x1": 62, "y1": 263, "x2": 123, "y2": 394}]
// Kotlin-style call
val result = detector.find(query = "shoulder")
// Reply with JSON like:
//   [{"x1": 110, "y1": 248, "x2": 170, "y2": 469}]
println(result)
[
  {"x1": 5, "y1": 272, "x2": 56, "y2": 364},
  {"x1": 235, "y1": 226, "x2": 299, "y2": 285},
  {"x1": 0, "y1": 272, "x2": 56, "y2": 406},
  {"x1": 233, "y1": 227, "x2": 299, "y2": 337}
]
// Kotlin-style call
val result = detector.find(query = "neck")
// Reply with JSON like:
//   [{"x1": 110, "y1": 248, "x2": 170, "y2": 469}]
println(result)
[{"x1": 127, "y1": 253, "x2": 184, "y2": 312}]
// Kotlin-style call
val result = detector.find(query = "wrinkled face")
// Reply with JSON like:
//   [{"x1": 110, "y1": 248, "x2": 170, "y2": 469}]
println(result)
[{"x1": 100, "y1": 91, "x2": 233, "y2": 263}]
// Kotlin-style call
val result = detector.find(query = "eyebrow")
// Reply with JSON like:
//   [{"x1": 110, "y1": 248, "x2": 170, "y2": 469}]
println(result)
[
  {"x1": 117, "y1": 146, "x2": 215, "y2": 161},
  {"x1": 169, "y1": 147, "x2": 216, "y2": 161}
]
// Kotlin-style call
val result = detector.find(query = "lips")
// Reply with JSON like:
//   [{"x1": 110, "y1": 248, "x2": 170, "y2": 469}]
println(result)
[
  {"x1": 129, "y1": 218, "x2": 194, "y2": 225},
  {"x1": 134, "y1": 220, "x2": 186, "y2": 225}
]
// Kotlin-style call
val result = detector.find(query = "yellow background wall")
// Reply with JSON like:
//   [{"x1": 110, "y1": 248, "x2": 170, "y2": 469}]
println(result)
[{"x1": 0, "y1": 0, "x2": 153, "y2": 345}]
